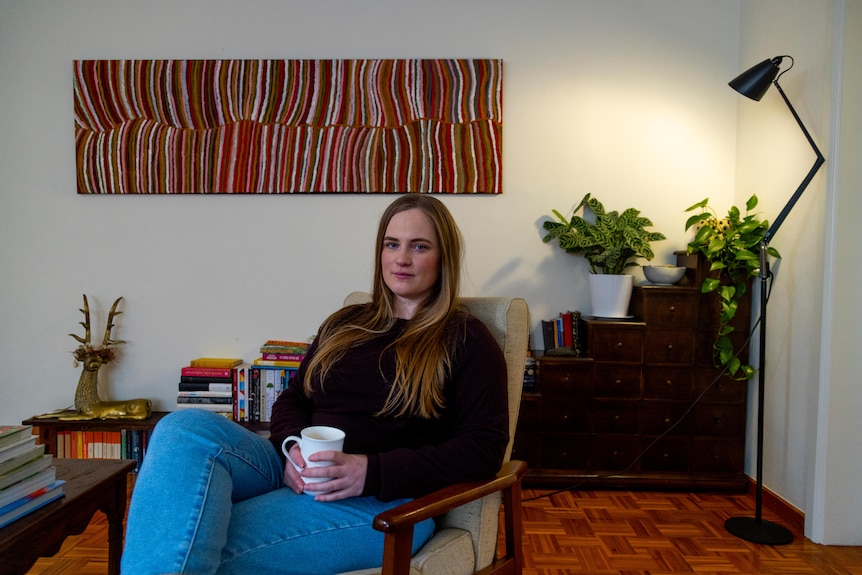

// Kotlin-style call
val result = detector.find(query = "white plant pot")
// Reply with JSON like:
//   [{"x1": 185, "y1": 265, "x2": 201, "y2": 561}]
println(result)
[{"x1": 589, "y1": 274, "x2": 633, "y2": 318}]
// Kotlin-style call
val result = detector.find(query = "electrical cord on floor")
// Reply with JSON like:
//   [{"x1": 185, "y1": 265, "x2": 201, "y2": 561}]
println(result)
[{"x1": 523, "y1": 272, "x2": 773, "y2": 503}]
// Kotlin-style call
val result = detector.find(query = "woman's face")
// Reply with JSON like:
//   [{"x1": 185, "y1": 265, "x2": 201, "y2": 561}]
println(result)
[{"x1": 381, "y1": 208, "x2": 441, "y2": 319}]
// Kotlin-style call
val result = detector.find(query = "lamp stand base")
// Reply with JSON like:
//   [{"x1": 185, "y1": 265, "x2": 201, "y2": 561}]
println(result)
[{"x1": 724, "y1": 516, "x2": 794, "y2": 545}]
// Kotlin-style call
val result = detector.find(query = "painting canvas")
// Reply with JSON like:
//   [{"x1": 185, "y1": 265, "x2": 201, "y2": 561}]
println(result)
[{"x1": 74, "y1": 59, "x2": 502, "y2": 194}]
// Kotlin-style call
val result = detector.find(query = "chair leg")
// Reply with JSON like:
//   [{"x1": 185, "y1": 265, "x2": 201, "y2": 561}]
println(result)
[
  {"x1": 478, "y1": 480, "x2": 524, "y2": 575},
  {"x1": 380, "y1": 524, "x2": 416, "y2": 575}
]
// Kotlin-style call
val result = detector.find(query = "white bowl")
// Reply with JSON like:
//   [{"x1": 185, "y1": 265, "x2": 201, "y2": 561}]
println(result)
[{"x1": 643, "y1": 265, "x2": 686, "y2": 285}]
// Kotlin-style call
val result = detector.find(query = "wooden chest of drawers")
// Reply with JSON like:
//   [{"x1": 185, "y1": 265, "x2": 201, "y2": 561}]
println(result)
[{"x1": 515, "y1": 261, "x2": 749, "y2": 492}]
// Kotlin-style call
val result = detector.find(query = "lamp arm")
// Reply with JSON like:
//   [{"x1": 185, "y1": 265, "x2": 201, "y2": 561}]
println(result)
[{"x1": 762, "y1": 79, "x2": 826, "y2": 245}]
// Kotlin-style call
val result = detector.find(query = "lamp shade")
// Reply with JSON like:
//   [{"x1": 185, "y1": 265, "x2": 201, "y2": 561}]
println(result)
[{"x1": 729, "y1": 57, "x2": 783, "y2": 101}]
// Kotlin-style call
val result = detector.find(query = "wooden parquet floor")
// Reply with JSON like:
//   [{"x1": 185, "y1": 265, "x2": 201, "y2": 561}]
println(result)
[
  {"x1": 518, "y1": 487, "x2": 862, "y2": 574},
  {"x1": 22, "y1": 482, "x2": 862, "y2": 574}
]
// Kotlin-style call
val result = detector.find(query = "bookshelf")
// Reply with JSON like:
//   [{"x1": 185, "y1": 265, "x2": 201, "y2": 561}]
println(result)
[{"x1": 22, "y1": 412, "x2": 170, "y2": 467}]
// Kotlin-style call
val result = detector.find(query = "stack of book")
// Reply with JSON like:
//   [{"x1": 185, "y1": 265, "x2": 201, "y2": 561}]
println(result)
[
  {"x1": 0, "y1": 425, "x2": 65, "y2": 528},
  {"x1": 177, "y1": 358, "x2": 250, "y2": 421},
  {"x1": 541, "y1": 311, "x2": 587, "y2": 356},
  {"x1": 247, "y1": 341, "x2": 308, "y2": 423}
]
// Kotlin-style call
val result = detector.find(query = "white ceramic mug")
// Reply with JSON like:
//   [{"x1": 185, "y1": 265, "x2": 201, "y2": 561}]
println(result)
[{"x1": 281, "y1": 425, "x2": 345, "y2": 494}]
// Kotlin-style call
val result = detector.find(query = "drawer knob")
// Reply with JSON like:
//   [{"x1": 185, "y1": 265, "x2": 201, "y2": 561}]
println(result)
[
  {"x1": 613, "y1": 415, "x2": 620, "y2": 420},
  {"x1": 714, "y1": 418, "x2": 722, "y2": 425},
  {"x1": 665, "y1": 379, "x2": 673, "y2": 386},
  {"x1": 667, "y1": 344, "x2": 674, "y2": 350},
  {"x1": 669, "y1": 306, "x2": 676, "y2": 312},
  {"x1": 615, "y1": 342, "x2": 624, "y2": 349},
  {"x1": 615, "y1": 379, "x2": 622, "y2": 385},
  {"x1": 664, "y1": 417, "x2": 671, "y2": 424}
]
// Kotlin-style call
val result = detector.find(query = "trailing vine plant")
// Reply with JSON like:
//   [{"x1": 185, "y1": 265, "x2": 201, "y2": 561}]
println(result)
[{"x1": 684, "y1": 195, "x2": 780, "y2": 380}]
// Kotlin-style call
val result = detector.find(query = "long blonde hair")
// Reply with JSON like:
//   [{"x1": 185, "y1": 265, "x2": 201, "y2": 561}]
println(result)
[{"x1": 303, "y1": 195, "x2": 465, "y2": 418}]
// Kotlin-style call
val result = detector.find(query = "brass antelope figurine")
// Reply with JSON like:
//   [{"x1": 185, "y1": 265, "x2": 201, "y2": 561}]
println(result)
[{"x1": 60, "y1": 295, "x2": 151, "y2": 421}]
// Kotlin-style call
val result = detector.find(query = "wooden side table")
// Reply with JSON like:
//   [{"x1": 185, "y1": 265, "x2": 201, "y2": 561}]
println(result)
[{"x1": 0, "y1": 458, "x2": 135, "y2": 575}]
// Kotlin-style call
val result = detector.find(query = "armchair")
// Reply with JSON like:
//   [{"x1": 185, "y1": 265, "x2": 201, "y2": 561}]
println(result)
[{"x1": 339, "y1": 293, "x2": 530, "y2": 575}]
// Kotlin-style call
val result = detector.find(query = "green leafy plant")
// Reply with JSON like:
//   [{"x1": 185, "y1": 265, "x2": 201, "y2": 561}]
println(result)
[
  {"x1": 684, "y1": 195, "x2": 780, "y2": 379},
  {"x1": 542, "y1": 193, "x2": 666, "y2": 275}
]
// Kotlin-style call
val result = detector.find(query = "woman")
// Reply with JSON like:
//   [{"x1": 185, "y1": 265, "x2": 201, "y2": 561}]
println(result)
[{"x1": 121, "y1": 195, "x2": 509, "y2": 575}]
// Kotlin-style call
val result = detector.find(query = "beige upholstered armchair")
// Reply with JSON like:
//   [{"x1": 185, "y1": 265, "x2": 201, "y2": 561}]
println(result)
[{"x1": 340, "y1": 293, "x2": 530, "y2": 575}]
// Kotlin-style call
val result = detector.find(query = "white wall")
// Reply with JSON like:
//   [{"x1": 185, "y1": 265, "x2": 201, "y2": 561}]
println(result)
[
  {"x1": 811, "y1": 0, "x2": 862, "y2": 545},
  {"x1": 0, "y1": 0, "x2": 741, "y2": 416},
  {"x1": 736, "y1": 0, "x2": 861, "y2": 543},
  {"x1": 4, "y1": 0, "x2": 856, "y2": 545}
]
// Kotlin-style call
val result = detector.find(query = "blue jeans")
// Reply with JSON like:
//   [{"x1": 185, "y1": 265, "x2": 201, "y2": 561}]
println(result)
[{"x1": 121, "y1": 410, "x2": 435, "y2": 575}]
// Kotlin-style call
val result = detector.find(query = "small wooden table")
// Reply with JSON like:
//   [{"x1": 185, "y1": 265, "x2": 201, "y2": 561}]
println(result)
[{"x1": 0, "y1": 458, "x2": 135, "y2": 575}]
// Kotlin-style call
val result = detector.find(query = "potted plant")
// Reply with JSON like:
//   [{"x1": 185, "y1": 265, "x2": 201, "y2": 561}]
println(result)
[
  {"x1": 542, "y1": 193, "x2": 666, "y2": 318},
  {"x1": 684, "y1": 195, "x2": 780, "y2": 379}
]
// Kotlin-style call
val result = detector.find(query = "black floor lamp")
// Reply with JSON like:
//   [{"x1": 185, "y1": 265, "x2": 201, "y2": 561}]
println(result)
[{"x1": 723, "y1": 55, "x2": 825, "y2": 545}]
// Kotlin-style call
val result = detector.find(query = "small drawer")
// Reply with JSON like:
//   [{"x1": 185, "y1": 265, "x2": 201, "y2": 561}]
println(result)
[
  {"x1": 693, "y1": 369, "x2": 746, "y2": 403},
  {"x1": 641, "y1": 400, "x2": 690, "y2": 435},
  {"x1": 511, "y1": 432, "x2": 540, "y2": 468},
  {"x1": 643, "y1": 366, "x2": 692, "y2": 400},
  {"x1": 517, "y1": 393, "x2": 542, "y2": 432},
  {"x1": 591, "y1": 399, "x2": 640, "y2": 434},
  {"x1": 632, "y1": 288, "x2": 699, "y2": 327},
  {"x1": 536, "y1": 357, "x2": 593, "y2": 397},
  {"x1": 542, "y1": 400, "x2": 589, "y2": 433},
  {"x1": 590, "y1": 435, "x2": 642, "y2": 471},
  {"x1": 689, "y1": 405, "x2": 745, "y2": 437},
  {"x1": 690, "y1": 438, "x2": 744, "y2": 472},
  {"x1": 593, "y1": 364, "x2": 642, "y2": 398},
  {"x1": 644, "y1": 330, "x2": 695, "y2": 364},
  {"x1": 540, "y1": 434, "x2": 590, "y2": 470},
  {"x1": 641, "y1": 436, "x2": 690, "y2": 472},
  {"x1": 588, "y1": 324, "x2": 644, "y2": 362}
]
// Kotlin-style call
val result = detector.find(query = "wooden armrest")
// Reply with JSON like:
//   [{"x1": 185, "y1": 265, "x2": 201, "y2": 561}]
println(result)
[
  {"x1": 372, "y1": 460, "x2": 527, "y2": 575},
  {"x1": 372, "y1": 459, "x2": 527, "y2": 533}
]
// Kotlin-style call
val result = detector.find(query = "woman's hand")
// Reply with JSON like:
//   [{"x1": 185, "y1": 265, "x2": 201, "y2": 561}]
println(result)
[{"x1": 283, "y1": 446, "x2": 368, "y2": 501}]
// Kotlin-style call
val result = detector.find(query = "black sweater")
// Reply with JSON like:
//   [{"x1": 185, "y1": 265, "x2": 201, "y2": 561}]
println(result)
[{"x1": 269, "y1": 313, "x2": 509, "y2": 501}]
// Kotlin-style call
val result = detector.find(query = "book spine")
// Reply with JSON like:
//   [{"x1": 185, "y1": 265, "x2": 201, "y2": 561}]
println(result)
[
  {"x1": 253, "y1": 358, "x2": 301, "y2": 368},
  {"x1": 260, "y1": 352, "x2": 305, "y2": 361},
  {"x1": 181, "y1": 367, "x2": 234, "y2": 378},
  {"x1": 177, "y1": 391, "x2": 233, "y2": 397},
  {"x1": 562, "y1": 312, "x2": 574, "y2": 348},
  {"x1": 176, "y1": 396, "x2": 233, "y2": 404},
  {"x1": 178, "y1": 382, "x2": 233, "y2": 392},
  {"x1": 249, "y1": 367, "x2": 261, "y2": 422},
  {"x1": 180, "y1": 375, "x2": 234, "y2": 383},
  {"x1": 131, "y1": 431, "x2": 143, "y2": 472},
  {"x1": 233, "y1": 364, "x2": 249, "y2": 422}
]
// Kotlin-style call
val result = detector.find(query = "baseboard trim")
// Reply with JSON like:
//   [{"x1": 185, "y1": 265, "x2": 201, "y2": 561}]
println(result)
[{"x1": 746, "y1": 476, "x2": 805, "y2": 535}]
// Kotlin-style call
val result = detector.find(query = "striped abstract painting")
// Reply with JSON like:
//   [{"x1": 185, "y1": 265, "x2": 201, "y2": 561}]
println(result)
[{"x1": 74, "y1": 59, "x2": 503, "y2": 194}]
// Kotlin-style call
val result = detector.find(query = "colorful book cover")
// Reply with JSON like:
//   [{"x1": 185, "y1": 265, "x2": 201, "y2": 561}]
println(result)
[
  {"x1": 178, "y1": 382, "x2": 233, "y2": 392},
  {"x1": 0, "y1": 444, "x2": 45, "y2": 476},
  {"x1": 181, "y1": 366, "x2": 235, "y2": 378},
  {"x1": 260, "y1": 352, "x2": 305, "y2": 362},
  {"x1": 0, "y1": 454, "x2": 53, "y2": 491},
  {"x1": 253, "y1": 358, "x2": 301, "y2": 368},
  {"x1": 0, "y1": 426, "x2": 32, "y2": 450},
  {"x1": 188, "y1": 358, "x2": 243, "y2": 369},
  {"x1": 0, "y1": 480, "x2": 65, "y2": 528}
]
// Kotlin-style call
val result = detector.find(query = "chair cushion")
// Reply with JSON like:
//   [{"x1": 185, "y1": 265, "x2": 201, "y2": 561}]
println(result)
[{"x1": 339, "y1": 528, "x2": 475, "y2": 575}]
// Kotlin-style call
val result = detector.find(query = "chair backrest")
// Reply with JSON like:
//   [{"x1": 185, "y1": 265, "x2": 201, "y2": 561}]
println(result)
[{"x1": 342, "y1": 292, "x2": 530, "y2": 460}]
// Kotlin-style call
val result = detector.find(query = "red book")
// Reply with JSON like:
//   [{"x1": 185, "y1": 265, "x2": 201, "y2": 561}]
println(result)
[
  {"x1": 181, "y1": 366, "x2": 234, "y2": 378},
  {"x1": 561, "y1": 312, "x2": 574, "y2": 348}
]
